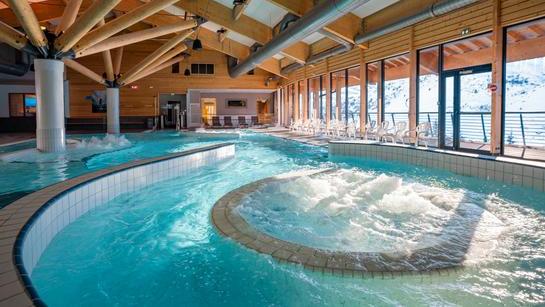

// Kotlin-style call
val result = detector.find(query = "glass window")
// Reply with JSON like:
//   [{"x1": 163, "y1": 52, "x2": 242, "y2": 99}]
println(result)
[
  {"x1": 308, "y1": 76, "x2": 322, "y2": 120},
  {"x1": 347, "y1": 67, "x2": 361, "y2": 126},
  {"x1": 443, "y1": 33, "x2": 493, "y2": 71},
  {"x1": 383, "y1": 53, "x2": 410, "y2": 126},
  {"x1": 504, "y1": 18, "x2": 545, "y2": 160},
  {"x1": 9, "y1": 93, "x2": 36, "y2": 117},
  {"x1": 366, "y1": 62, "x2": 380, "y2": 126},
  {"x1": 418, "y1": 46, "x2": 440, "y2": 147},
  {"x1": 288, "y1": 84, "x2": 295, "y2": 122},
  {"x1": 331, "y1": 70, "x2": 346, "y2": 123},
  {"x1": 298, "y1": 80, "x2": 305, "y2": 120}
]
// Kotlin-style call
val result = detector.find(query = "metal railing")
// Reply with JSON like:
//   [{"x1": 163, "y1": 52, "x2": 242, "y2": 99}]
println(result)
[{"x1": 416, "y1": 111, "x2": 545, "y2": 148}]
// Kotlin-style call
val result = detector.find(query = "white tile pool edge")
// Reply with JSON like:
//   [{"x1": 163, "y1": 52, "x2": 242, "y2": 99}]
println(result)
[
  {"x1": 329, "y1": 141, "x2": 545, "y2": 192},
  {"x1": 0, "y1": 143, "x2": 235, "y2": 306}
]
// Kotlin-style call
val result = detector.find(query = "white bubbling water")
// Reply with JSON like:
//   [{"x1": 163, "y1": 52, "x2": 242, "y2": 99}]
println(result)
[
  {"x1": 0, "y1": 134, "x2": 132, "y2": 163},
  {"x1": 237, "y1": 169, "x2": 508, "y2": 264}
]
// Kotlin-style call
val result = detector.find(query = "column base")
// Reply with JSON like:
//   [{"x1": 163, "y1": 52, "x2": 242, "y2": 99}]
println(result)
[{"x1": 37, "y1": 128, "x2": 66, "y2": 152}]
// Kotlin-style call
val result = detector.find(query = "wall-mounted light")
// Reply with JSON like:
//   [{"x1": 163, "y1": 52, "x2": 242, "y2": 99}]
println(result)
[
  {"x1": 461, "y1": 27, "x2": 471, "y2": 36},
  {"x1": 130, "y1": 85, "x2": 138, "y2": 89}
]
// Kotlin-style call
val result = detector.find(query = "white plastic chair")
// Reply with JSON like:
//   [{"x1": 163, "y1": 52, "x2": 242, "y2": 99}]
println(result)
[
  {"x1": 384, "y1": 121, "x2": 408, "y2": 144},
  {"x1": 376, "y1": 121, "x2": 390, "y2": 142},
  {"x1": 363, "y1": 120, "x2": 377, "y2": 140}
]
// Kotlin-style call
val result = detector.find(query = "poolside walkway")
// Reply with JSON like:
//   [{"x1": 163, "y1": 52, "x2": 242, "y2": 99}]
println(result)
[
  {"x1": 0, "y1": 133, "x2": 34, "y2": 146},
  {"x1": 250, "y1": 127, "x2": 334, "y2": 147}
]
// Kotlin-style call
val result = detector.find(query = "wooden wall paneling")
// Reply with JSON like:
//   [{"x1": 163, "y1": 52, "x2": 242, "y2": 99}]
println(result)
[
  {"x1": 409, "y1": 27, "x2": 418, "y2": 132},
  {"x1": 359, "y1": 49, "x2": 366, "y2": 133},
  {"x1": 501, "y1": 0, "x2": 545, "y2": 26},
  {"x1": 491, "y1": 0, "x2": 504, "y2": 154},
  {"x1": 67, "y1": 41, "x2": 275, "y2": 118}
]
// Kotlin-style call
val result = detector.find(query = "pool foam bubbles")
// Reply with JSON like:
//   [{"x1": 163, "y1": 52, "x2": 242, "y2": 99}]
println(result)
[
  {"x1": 0, "y1": 134, "x2": 132, "y2": 163},
  {"x1": 237, "y1": 168, "x2": 509, "y2": 265}
]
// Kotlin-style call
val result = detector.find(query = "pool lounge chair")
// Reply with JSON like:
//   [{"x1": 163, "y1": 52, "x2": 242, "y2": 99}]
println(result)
[
  {"x1": 211, "y1": 116, "x2": 221, "y2": 128},
  {"x1": 238, "y1": 116, "x2": 248, "y2": 128},
  {"x1": 251, "y1": 116, "x2": 259, "y2": 126},
  {"x1": 223, "y1": 116, "x2": 233, "y2": 128}
]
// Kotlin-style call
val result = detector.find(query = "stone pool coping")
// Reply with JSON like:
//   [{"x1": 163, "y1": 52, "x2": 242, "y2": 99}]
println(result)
[
  {"x1": 0, "y1": 142, "x2": 235, "y2": 306},
  {"x1": 212, "y1": 169, "x2": 465, "y2": 278}
]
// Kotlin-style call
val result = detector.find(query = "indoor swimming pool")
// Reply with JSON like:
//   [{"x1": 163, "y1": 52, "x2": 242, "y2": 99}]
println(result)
[{"x1": 2, "y1": 131, "x2": 540, "y2": 306}]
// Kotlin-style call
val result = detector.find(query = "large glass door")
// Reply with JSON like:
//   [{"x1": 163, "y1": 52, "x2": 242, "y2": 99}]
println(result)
[{"x1": 442, "y1": 64, "x2": 492, "y2": 152}]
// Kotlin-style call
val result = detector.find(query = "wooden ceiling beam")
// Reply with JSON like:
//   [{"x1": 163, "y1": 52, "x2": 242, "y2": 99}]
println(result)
[
  {"x1": 233, "y1": 0, "x2": 251, "y2": 21},
  {"x1": 3, "y1": 0, "x2": 48, "y2": 48},
  {"x1": 76, "y1": 20, "x2": 196, "y2": 57},
  {"x1": 172, "y1": 0, "x2": 308, "y2": 63},
  {"x1": 63, "y1": 58, "x2": 107, "y2": 85},
  {"x1": 124, "y1": 45, "x2": 186, "y2": 84},
  {"x1": 55, "y1": 0, "x2": 83, "y2": 35},
  {"x1": 118, "y1": 30, "x2": 192, "y2": 85},
  {"x1": 528, "y1": 24, "x2": 545, "y2": 37},
  {"x1": 73, "y1": 0, "x2": 182, "y2": 54},
  {"x1": 266, "y1": 0, "x2": 361, "y2": 44},
  {"x1": 112, "y1": 1, "x2": 285, "y2": 78},
  {"x1": 56, "y1": 0, "x2": 122, "y2": 53},
  {"x1": 112, "y1": 46, "x2": 123, "y2": 76},
  {"x1": 125, "y1": 55, "x2": 185, "y2": 85},
  {"x1": 0, "y1": 20, "x2": 28, "y2": 50}
]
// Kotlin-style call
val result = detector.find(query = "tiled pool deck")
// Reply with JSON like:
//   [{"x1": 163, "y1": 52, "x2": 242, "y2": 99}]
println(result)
[
  {"x1": 0, "y1": 143, "x2": 235, "y2": 306},
  {"x1": 212, "y1": 170, "x2": 466, "y2": 278}
]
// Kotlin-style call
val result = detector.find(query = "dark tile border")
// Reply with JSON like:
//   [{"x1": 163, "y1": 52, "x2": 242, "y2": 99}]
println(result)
[{"x1": 0, "y1": 142, "x2": 234, "y2": 306}]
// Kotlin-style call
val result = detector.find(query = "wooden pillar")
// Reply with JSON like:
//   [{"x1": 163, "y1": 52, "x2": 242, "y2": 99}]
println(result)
[
  {"x1": 294, "y1": 83, "x2": 300, "y2": 120},
  {"x1": 313, "y1": 78, "x2": 319, "y2": 119},
  {"x1": 409, "y1": 27, "x2": 418, "y2": 131},
  {"x1": 490, "y1": 0, "x2": 503, "y2": 155},
  {"x1": 325, "y1": 73, "x2": 331, "y2": 128},
  {"x1": 335, "y1": 78, "x2": 342, "y2": 121},
  {"x1": 297, "y1": 79, "x2": 308, "y2": 120},
  {"x1": 360, "y1": 49, "x2": 367, "y2": 133}
]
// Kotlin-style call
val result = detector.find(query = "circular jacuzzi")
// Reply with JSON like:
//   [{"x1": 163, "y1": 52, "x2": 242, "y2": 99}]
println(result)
[{"x1": 212, "y1": 169, "x2": 506, "y2": 274}]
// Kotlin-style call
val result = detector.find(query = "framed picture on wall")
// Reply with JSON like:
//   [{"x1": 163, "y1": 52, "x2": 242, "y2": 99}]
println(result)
[{"x1": 226, "y1": 99, "x2": 247, "y2": 107}]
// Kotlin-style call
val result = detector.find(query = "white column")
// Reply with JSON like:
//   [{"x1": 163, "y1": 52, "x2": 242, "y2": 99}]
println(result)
[
  {"x1": 106, "y1": 87, "x2": 120, "y2": 134},
  {"x1": 35, "y1": 59, "x2": 66, "y2": 152}
]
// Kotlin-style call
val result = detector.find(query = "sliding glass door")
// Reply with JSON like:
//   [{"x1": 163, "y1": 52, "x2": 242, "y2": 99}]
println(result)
[{"x1": 442, "y1": 65, "x2": 492, "y2": 152}]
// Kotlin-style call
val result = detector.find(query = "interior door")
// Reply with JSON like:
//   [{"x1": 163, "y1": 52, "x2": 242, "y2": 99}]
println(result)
[{"x1": 442, "y1": 64, "x2": 492, "y2": 152}]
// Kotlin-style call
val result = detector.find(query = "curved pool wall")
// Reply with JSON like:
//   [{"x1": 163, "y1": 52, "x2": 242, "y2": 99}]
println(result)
[
  {"x1": 329, "y1": 141, "x2": 545, "y2": 192},
  {"x1": 0, "y1": 143, "x2": 235, "y2": 306}
]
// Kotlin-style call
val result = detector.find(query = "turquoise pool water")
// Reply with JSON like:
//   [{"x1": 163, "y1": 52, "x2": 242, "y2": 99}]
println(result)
[
  {"x1": 25, "y1": 132, "x2": 545, "y2": 306},
  {"x1": 0, "y1": 132, "x2": 238, "y2": 207}
]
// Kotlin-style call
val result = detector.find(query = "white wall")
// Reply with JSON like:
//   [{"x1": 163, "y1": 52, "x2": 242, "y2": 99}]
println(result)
[
  {"x1": 187, "y1": 89, "x2": 273, "y2": 127},
  {"x1": 0, "y1": 84, "x2": 36, "y2": 118}
]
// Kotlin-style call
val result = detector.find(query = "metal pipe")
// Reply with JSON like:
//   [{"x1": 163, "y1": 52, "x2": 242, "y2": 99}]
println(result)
[
  {"x1": 281, "y1": 29, "x2": 354, "y2": 75},
  {"x1": 355, "y1": 0, "x2": 479, "y2": 44},
  {"x1": 228, "y1": 0, "x2": 370, "y2": 78}
]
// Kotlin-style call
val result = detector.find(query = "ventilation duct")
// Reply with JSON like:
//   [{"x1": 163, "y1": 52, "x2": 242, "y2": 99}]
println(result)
[
  {"x1": 281, "y1": 29, "x2": 354, "y2": 75},
  {"x1": 355, "y1": 0, "x2": 479, "y2": 44},
  {"x1": 0, "y1": 44, "x2": 33, "y2": 76},
  {"x1": 228, "y1": 0, "x2": 370, "y2": 78}
]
